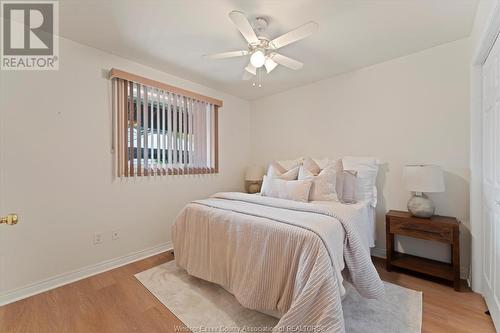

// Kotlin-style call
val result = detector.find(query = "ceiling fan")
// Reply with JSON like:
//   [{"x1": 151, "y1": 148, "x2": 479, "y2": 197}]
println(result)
[{"x1": 204, "y1": 11, "x2": 318, "y2": 81}]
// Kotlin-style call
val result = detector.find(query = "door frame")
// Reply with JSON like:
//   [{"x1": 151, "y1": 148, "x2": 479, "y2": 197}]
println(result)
[{"x1": 471, "y1": 0, "x2": 500, "y2": 298}]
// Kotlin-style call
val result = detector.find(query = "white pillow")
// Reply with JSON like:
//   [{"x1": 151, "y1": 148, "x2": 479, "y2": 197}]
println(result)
[
  {"x1": 260, "y1": 176, "x2": 312, "y2": 202},
  {"x1": 342, "y1": 156, "x2": 379, "y2": 207},
  {"x1": 298, "y1": 164, "x2": 338, "y2": 201},
  {"x1": 341, "y1": 170, "x2": 358, "y2": 204}
]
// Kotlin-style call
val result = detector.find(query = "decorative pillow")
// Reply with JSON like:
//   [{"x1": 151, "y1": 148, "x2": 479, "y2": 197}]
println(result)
[
  {"x1": 260, "y1": 176, "x2": 312, "y2": 202},
  {"x1": 312, "y1": 157, "x2": 336, "y2": 170},
  {"x1": 342, "y1": 156, "x2": 379, "y2": 207},
  {"x1": 302, "y1": 158, "x2": 321, "y2": 175},
  {"x1": 266, "y1": 160, "x2": 301, "y2": 180},
  {"x1": 308, "y1": 158, "x2": 344, "y2": 199},
  {"x1": 341, "y1": 170, "x2": 358, "y2": 204},
  {"x1": 276, "y1": 157, "x2": 303, "y2": 170},
  {"x1": 268, "y1": 161, "x2": 287, "y2": 174},
  {"x1": 298, "y1": 161, "x2": 338, "y2": 201},
  {"x1": 267, "y1": 164, "x2": 300, "y2": 180}
]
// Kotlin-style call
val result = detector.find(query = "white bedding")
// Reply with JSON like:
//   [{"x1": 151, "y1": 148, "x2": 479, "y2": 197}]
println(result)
[{"x1": 312, "y1": 199, "x2": 376, "y2": 249}]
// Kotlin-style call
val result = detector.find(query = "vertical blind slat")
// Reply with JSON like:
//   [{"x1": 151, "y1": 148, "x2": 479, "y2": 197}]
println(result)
[
  {"x1": 167, "y1": 92, "x2": 173, "y2": 174},
  {"x1": 156, "y1": 88, "x2": 160, "y2": 176},
  {"x1": 186, "y1": 98, "x2": 190, "y2": 173},
  {"x1": 161, "y1": 91, "x2": 166, "y2": 175},
  {"x1": 115, "y1": 80, "x2": 121, "y2": 177},
  {"x1": 214, "y1": 105, "x2": 219, "y2": 173},
  {"x1": 173, "y1": 93, "x2": 178, "y2": 174},
  {"x1": 198, "y1": 101, "x2": 202, "y2": 173},
  {"x1": 137, "y1": 83, "x2": 142, "y2": 176},
  {"x1": 211, "y1": 103, "x2": 215, "y2": 173},
  {"x1": 128, "y1": 81, "x2": 134, "y2": 177},
  {"x1": 183, "y1": 96, "x2": 188, "y2": 172},
  {"x1": 202, "y1": 102, "x2": 207, "y2": 174},
  {"x1": 198, "y1": 100, "x2": 203, "y2": 173},
  {"x1": 193, "y1": 100, "x2": 199, "y2": 173},
  {"x1": 189, "y1": 98, "x2": 194, "y2": 173},
  {"x1": 123, "y1": 81, "x2": 129, "y2": 177},
  {"x1": 112, "y1": 80, "x2": 116, "y2": 173},
  {"x1": 179, "y1": 96, "x2": 186, "y2": 170},
  {"x1": 118, "y1": 80, "x2": 123, "y2": 177},
  {"x1": 208, "y1": 103, "x2": 213, "y2": 173},
  {"x1": 144, "y1": 87, "x2": 149, "y2": 175},
  {"x1": 150, "y1": 88, "x2": 155, "y2": 175}
]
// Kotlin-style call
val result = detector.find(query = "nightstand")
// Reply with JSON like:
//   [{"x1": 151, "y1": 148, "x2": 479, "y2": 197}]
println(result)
[{"x1": 385, "y1": 210, "x2": 461, "y2": 291}]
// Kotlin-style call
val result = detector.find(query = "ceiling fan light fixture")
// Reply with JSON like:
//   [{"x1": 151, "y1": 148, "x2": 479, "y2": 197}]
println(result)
[
  {"x1": 264, "y1": 57, "x2": 278, "y2": 73},
  {"x1": 244, "y1": 63, "x2": 257, "y2": 75},
  {"x1": 250, "y1": 49, "x2": 266, "y2": 68}
]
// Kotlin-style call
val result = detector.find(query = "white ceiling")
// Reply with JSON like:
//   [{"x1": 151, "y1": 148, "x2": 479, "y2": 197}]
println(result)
[{"x1": 59, "y1": 0, "x2": 479, "y2": 100}]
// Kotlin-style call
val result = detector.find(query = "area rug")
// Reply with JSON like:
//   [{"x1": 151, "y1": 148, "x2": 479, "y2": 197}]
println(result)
[{"x1": 135, "y1": 261, "x2": 422, "y2": 332}]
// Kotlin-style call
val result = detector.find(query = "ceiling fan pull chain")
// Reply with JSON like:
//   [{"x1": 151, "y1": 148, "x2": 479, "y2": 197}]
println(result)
[{"x1": 258, "y1": 67, "x2": 262, "y2": 88}]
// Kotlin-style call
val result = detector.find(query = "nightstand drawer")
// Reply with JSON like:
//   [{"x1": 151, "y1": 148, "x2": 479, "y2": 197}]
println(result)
[{"x1": 389, "y1": 218, "x2": 453, "y2": 243}]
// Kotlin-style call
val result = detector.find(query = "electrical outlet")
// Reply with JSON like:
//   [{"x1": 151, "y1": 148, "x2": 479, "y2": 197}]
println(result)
[
  {"x1": 112, "y1": 230, "x2": 120, "y2": 241},
  {"x1": 93, "y1": 232, "x2": 103, "y2": 245}
]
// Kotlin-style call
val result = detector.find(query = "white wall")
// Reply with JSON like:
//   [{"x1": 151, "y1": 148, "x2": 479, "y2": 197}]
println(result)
[
  {"x1": 250, "y1": 38, "x2": 471, "y2": 274},
  {"x1": 0, "y1": 37, "x2": 251, "y2": 296}
]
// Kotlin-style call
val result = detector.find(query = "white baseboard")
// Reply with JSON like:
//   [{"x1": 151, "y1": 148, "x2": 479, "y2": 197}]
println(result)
[
  {"x1": 370, "y1": 247, "x2": 386, "y2": 259},
  {"x1": 0, "y1": 242, "x2": 172, "y2": 306}
]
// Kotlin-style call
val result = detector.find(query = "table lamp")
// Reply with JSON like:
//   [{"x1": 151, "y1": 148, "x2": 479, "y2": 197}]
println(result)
[
  {"x1": 245, "y1": 166, "x2": 265, "y2": 194},
  {"x1": 403, "y1": 165, "x2": 445, "y2": 218}
]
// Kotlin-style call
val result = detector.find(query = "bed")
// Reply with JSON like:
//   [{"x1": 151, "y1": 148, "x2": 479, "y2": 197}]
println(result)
[{"x1": 172, "y1": 191, "x2": 384, "y2": 332}]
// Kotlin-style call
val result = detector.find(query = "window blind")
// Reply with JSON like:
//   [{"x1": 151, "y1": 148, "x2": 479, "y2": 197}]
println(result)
[{"x1": 111, "y1": 69, "x2": 220, "y2": 177}]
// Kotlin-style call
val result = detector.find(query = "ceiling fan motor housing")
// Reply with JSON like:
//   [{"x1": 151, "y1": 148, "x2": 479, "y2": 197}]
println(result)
[{"x1": 252, "y1": 17, "x2": 269, "y2": 38}]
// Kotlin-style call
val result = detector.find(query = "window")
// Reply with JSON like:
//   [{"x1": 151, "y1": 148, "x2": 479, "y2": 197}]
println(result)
[{"x1": 110, "y1": 69, "x2": 221, "y2": 177}]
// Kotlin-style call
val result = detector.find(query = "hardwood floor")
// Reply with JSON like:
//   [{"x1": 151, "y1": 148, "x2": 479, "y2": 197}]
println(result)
[
  {"x1": 0, "y1": 253, "x2": 495, "y2": 333},
  {"x1": 373, "y1": 257, "x2": 496, "y2": 333}
]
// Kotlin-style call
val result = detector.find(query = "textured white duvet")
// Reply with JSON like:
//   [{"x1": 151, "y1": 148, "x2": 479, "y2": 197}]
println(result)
[{"x1": 172, "y1": 192, "x2": 384, "y2": 332}]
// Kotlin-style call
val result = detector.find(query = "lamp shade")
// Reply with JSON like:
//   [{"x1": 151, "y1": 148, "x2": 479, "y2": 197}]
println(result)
[
  {"x1": 403, "y1": 165, "x2": 445, "y2": 193},
  {"x1": 245, "y1": 165, "x2": 265, "y2": 181}
]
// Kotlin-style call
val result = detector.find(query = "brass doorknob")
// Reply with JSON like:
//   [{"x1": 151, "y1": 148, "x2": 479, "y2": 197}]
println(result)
[{"x1": 0, "y1": 214, "x2": 18, "y2": 225}]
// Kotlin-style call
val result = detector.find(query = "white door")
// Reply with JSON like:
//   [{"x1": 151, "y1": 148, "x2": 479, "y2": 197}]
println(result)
[{"x1": 482, "y1": 33, "x2": 500, "y2": 328}]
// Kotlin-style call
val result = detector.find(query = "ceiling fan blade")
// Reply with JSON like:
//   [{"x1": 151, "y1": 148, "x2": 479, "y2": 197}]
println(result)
[
  {"x1": 244, "y1": 62, "x2": 257, "y2": 75},
  {"x1": 204, "y1": 50, "x2": 248, "y2": 59},
  {"x1": 242, "y1": 71, "x2": 254, "y2": 80},
  {"x1": 264, "y1": 58, "x2": 278, "y2": 73},
  {"x1": 229, "y1": 10, "x2": 260, "y2": 45},
  {"x1": 269, "y1": 22, "x2": 318, "y2": 49},
  {"x1": 271, "y1": 53, "x2": 303, "y2": 70}
]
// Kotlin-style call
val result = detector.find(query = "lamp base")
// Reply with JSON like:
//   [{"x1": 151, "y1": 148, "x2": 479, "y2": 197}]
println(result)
[
  {"x1": 245, "y1": 181, "x2": 262, "y2": 194},
  {"x1": 407, "y1": 193, "x2": 435, "y2": 218}
]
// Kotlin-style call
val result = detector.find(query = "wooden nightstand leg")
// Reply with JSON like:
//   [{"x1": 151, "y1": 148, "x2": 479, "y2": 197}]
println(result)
[
  {"x1": 386, "y1": 232, "x2": 394, "y2": 271},
  {"x1": 452, "y1": 228, "x2": 460, "y2": 291}
]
